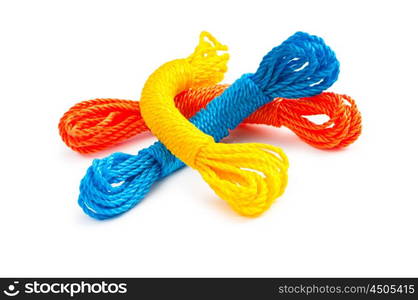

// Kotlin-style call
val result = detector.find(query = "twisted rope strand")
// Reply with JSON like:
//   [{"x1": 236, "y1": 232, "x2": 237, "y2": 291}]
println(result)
[{"x1": 59, "y1": 89, "x2": 361, "y2": 154}]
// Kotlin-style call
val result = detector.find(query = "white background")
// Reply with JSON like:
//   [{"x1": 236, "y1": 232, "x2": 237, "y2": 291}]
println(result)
[{"x1": 1, "y1": 0, "x2": 417, "y2": 277}]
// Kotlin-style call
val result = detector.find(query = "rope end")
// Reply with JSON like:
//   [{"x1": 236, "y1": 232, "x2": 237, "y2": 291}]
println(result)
[{"x1": 187, "y1": 31, "x2": 229, "y2": 87}]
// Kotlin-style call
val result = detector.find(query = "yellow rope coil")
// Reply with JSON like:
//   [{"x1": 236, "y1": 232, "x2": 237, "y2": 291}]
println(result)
[{"x1": 140, "y1": 32, "x2": 288, "y2": 216}]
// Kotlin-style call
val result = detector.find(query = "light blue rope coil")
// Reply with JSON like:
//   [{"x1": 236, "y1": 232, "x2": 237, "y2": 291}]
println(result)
[{"x1": 78, "y1": 32, "x2": 340, "y2": 219}]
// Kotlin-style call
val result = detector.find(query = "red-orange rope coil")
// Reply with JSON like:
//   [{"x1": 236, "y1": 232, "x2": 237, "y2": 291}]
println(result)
[{"x1": 59, "y1": 84, "x2": 361, "y2": 154}]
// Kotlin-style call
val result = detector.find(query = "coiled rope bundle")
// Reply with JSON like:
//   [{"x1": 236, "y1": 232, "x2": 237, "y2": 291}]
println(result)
[
  {"x1": 59, "y1": 87, "x2": 361, "y2": 154},
  {"x1": 78, "y1": 31, "x2": 340, "y2": 219}
]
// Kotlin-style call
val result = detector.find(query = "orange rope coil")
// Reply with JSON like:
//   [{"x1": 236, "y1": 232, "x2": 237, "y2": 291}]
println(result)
[{"x1": 59, "y1": 85, "x2": 361, "y2": 154}]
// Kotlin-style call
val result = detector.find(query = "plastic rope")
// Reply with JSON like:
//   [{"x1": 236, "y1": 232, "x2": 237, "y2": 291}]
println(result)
[{"x1": 59, "y1": 87, "x2": 361, "y2": 153}]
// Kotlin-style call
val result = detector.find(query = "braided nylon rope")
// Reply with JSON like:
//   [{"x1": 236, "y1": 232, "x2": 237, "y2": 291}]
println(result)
[
  {"x1": 78, "y1": 31, "x2": 340, "y2": 219},
  {"x1": 59, "y1": 87, "x2": 361, "y2": 154}
]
